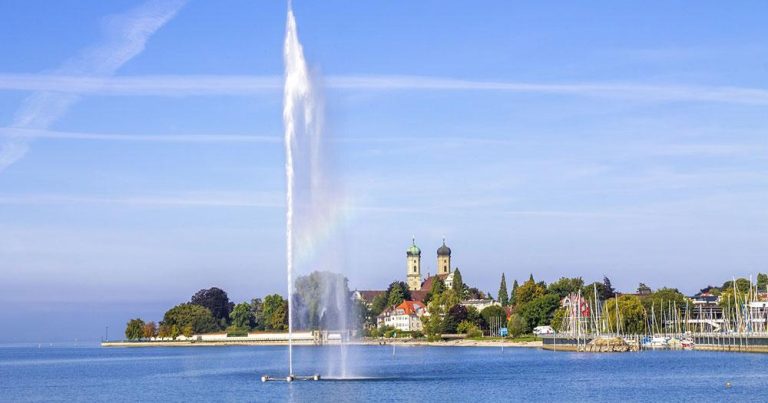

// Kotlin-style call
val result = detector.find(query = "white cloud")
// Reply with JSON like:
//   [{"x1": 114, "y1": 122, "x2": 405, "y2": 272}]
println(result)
[
  {"x1": 0, "y1": 0, "x2": 187, "y2": 173},
  {"x1": 0, "y1": 128, "x2": 280, "y2": 143},
  {"x1": 2, "y1": 74, "x2": 768, "y2": 106}
]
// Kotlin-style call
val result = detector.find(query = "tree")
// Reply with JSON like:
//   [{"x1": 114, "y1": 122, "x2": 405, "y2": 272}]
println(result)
[
  {"x1": 722, "y1": 278, "x2": 752, "y2": 294},
  {"x1": 142, "y1": 321, "x2": 157, "y2": 339},
  {"x1": 465, "y1": 287, "x2": 485, "y2": 300},
  {"x1": 548, "y1": 277, "x2": 584, "y2": 299},
  {"x1": 465, "y1": 306, "x2": 485, "y2": 329},
  {"x1": 637, "y1": 283, "x2": 652, "y2": 295},
  {"x1": 170, "y1": 325, "x2": 180, "y2": 340},
  {"x1": 250, "y1": 298, "x2": 264, "y2": 330},
  {"x1": 190, "y1": 287, "x2": 234, "y2": 328},
  {"x1": 642, "y1": 288, "x2": 687, "y2": 331},
  {"x1": 370, "y1": 293, "x2": 388, "y2": 316},
  {"x1": 480, "y1": 305, "x2": 507, "y2": 331},
  {"x1": 514, "y1": 277, "x2": 545, "y2": 307},
  {"x1": 510, "y1": 280, "x2": 519, "y2": 305},
  {"x1": 162, "y1": 304, "x2": 218, "y2": 335},
  {"x1": 582, "y1": 282, "x2": 607, "y2": 301},
  {"x1": 551, "y1": 307, "x2": 567, "y2": 332},
  {"x1": 386, "y1": 281, "x2": 411, "y2": 307},
  {"x1": 262, "y1": 294, "x2": 288, "y2": 331},
  {"x1": 424, "y1": 277, "x2": 445, "y2": 304},
  {"x1": 518, "y1": 294, "x2": 560, "y2": 330},
  {"x1": 498, "y1": 273, "x2": 509, "y2": 307},
  {"x1": 758, "y1": 273, "x2": 768, "y2": 291},
  {"x1": 293, "y1": 271, "x2": 352, "y2": 330},
  {"x1": 602, "y1": 276, "x2": 616, "y2": 300},
  {"x1": 507, "y1": 314, "x2": 528, "y2": 337},
  {"x1": 604, "y1": 295, "x2": 646, "y2": 334},
  {"x1": 158, "y1": 324, "x2": 171, "y2": 339},
  {"x1": 457, "y1": 321, "x2": 482, "y2": 337},
  {"x1": 436, "y1": 288, "x2": 460, "y2": 308},
  {"x1": 125, "y1": 318, "x2": 145, "y2": 341},
  {"x1": 451, "y1": 269, "x2": 464, "y2": 295},
  {"x1": 230, "y1": 302, "x2": 253, "y2": 329},
  {"x1": 443, "y1": 305, "x2": 468, "y2": 333}
]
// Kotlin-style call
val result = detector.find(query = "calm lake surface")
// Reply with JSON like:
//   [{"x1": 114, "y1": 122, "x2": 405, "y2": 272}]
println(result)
[{"x1": 1, "y1": 344, "x2": 767, "y2": 402}]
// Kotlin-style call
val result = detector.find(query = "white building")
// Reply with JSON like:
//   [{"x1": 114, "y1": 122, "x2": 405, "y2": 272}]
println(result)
[{"x1": 377, "y1": 300, "x2": 426, "y2": 332}]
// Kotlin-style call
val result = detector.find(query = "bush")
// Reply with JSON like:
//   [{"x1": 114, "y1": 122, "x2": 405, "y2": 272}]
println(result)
[
  {"x1": 457, "y1": 320, "x2": 482, "y2": 338},
  {"x1": 226, "y1": 327, "x2": 249, "y2": 337},
  {"x1": 507, "y1": 314, "x2": 529, "y2": 337},
  {"x1": 410, "y1": 331, "x2": 424, "y2": 339}
]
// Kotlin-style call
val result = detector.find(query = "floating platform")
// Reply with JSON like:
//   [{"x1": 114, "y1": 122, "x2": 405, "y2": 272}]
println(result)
[{"x1": 261, "y1": 374, "x2": 321, "y2": 382}]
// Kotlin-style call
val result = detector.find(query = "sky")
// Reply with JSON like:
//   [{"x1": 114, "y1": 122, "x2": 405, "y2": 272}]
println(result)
[{"x1": 1, "y1": 0, "x2": 767, "y2": 342}]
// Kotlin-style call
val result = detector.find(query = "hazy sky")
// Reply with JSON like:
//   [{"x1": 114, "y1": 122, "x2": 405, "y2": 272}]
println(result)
[{"x1": 1, "y1": 0, "x2": 767, "y2": 342}]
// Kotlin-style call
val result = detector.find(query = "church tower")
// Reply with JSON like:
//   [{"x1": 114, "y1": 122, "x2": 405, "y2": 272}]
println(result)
[
  {"x1": 406, "y1": 238, "x2": 422, "y2": 291},
  {"x1": 437, "y1": 238, "x2": 451, "y2": 275}
]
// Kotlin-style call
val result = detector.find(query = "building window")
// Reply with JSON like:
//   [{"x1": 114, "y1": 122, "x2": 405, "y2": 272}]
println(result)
[{"x1": 443, "y1": 265, "x2": 447, "y2": 270}]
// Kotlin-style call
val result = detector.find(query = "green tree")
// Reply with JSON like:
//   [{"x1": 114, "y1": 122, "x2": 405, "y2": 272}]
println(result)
[
  {"x1": 457, "y1": 320, "x2": 482, "y2": 337},
  {"x1": 425, "y1": 277, "x2": 446, "y2": 304},
  {"x1": 451, "y1": 269, "x2": 464, "y2": 295},
  {"x1": 293, "y1": 271, "x2": 352, "y2": 330},
  {"x1": 125, "y1": 318, "x2": 145, "y2": 341},
  {"x1": 443, "y1": 304, "x2": 468, "y2": 333},
  {"x1": 642, "y1": 288, "x2": 687, "y2": 332},
  {"x1": 170, "y1": 325, "x2": 180, "y2": 340},
  {"x1": 507, "y1": 314, "x2": 529, "y2": 337},
  {"x1": 465, "y1": 306, "x2": 485, "y2": 328},
  {"x1": 514, "y1": 276, "x2": 545, "y2": 307},
  {"x1": 722, "y1": 278, "x2": 752, "y2": 294},
  {"x1": 510, "y1": 280, "x2": 519, "y2": 305},
  {"x1": 637, "y1": 283, "x2": 652, "y2": 295},
  {"x1": 480, "y1": 305, "x2": 507, "y2": 331},
  {"x1": 498, "y1": 273, "x2": 509, "y2": 306},
  {"x1": 262, "y1": 294, "x2": 288, "y2": 331},
  {"x1": 422, "y1": 303, "x2": 445, "y2": 340},
  {"x1": 518, "y1": 294, "x2": 560, "y2": 330},
  {"x1": 551, "y1": 307, "x2": 567, "y2": 332},
  {"x1": 582, "y1": 282, "x2": 607, "y2": 302},
  {"x1": 758, "y1": 273, "x2": 768, "y2": 291},
  {"x1": 548, "y1": 277, "x2": 584, "y2": 299},
  {"x1": 250, "y1": 298, "x2": 264, "y2": 330},
  {"x1": 602, "y1": 276, "x2": 616, "y2": 299},
  {"x1": 436, "y1": 288, "x2": 460, "y2": 308},
  {"x1": 190, "y1": 287, "x2": 233, "y2": 329},
  {"x1": 370, "y1": 293, "x2": 388, "y2": 316},
  {"x1": 162, "y1": 304, "x2": 218, "y2": 335},
  {"x1": 604, "y1": 295, "x2": 647, "y2": 334},
  {"x1": 386, "y1": 281, "x2": 411, "y2": 307},
  {"x1": 230, "y1": 302, "x2": 253, "y2": 329}
]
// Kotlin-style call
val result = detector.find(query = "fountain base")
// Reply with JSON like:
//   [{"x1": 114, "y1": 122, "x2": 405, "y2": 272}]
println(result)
[{"x1": 261, "y1": 374, "x2": 321, "y2": 382}]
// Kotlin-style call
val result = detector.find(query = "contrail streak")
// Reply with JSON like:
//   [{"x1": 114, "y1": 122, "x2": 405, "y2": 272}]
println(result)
[{"x1": 0, "y1": 0, "x2": 187, "y2": 173}]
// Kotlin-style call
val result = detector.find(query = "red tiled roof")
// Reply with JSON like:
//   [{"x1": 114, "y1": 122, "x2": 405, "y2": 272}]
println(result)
[{"x1": 397, "y1": 300, "x2": 425, "y2": 315}]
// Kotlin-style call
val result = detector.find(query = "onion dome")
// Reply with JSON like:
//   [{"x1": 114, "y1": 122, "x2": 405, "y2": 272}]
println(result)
[
  {"x1": 407, "y1": 237, "x2": 421, "y2": 256},
  {"x1": 437, "y1": 238, "x2": 451, "y2": 256}
]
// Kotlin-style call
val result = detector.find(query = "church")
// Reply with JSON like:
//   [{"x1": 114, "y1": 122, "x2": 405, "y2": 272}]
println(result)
[
  {"x1": 406, "y1": 238, "x2": 457, "y2": 302},
  {"x1": 351, "y1": 237, "x2": 460, "y2": 305}
]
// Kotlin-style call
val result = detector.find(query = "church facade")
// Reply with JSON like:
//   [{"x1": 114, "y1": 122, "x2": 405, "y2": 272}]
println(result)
[{"x1": 406, "y1": 238, "x2": 456, "y2": 293}]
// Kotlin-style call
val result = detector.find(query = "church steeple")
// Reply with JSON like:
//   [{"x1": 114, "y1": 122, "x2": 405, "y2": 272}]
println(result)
[
  {"x1": 406, "y1": 237, "x2": 422, "y2": 291},
  {"x1": 437, "y1": 237, "x2": 451, "y2": 275}
]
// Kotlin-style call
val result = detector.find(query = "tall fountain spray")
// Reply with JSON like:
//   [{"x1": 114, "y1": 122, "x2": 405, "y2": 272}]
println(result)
[{"x1": 283, "y1": 2, "x2": 321, "y2": 378}]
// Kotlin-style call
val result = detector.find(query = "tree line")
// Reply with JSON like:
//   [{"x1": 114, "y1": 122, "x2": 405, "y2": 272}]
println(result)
[{"x1": 125, "y1": 287, "x2": 289, "y2": 341}]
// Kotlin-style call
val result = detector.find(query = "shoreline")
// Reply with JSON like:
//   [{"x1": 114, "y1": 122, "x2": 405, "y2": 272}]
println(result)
[{"x1": 101, "y1": 339, "x2": 543, "y2": 348}]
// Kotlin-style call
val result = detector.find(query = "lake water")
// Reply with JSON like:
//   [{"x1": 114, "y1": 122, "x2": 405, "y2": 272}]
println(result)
[{"x1": 2, "y1": 344, "x2": 767, "y2": 402}]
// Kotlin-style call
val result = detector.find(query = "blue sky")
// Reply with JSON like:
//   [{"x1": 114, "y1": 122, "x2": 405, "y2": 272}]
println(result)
[{"x1": 1, "y1": 0, "x2": 767, "y2": 342}]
